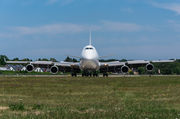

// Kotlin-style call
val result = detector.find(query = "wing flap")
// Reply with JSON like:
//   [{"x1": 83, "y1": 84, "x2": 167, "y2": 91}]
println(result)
[
  {"x1": 100, "y1": 61, "x2": 125, "y2": 67},
  {"x1": 151, "y1": 60, "x2": 175, "y2": 63},
  {"x1": 55, "y1": 62, "x2": 79, "y2": 67},
  {"x1": 127, "y1": 60, "x2": 149, "y2": 64},
  {"x1": 31, "y1": 61, "x2": 53, "y2": 65}
]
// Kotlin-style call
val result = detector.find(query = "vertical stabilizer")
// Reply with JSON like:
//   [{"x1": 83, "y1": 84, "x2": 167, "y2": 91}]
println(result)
[{"x1": 89, "y1": 29, "x2": 91, "y2": 46}]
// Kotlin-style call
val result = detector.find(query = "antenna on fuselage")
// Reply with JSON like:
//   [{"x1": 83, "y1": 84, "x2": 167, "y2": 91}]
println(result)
[{"x1": 89, "y1": 29, "x2": 91, "y2": 46}]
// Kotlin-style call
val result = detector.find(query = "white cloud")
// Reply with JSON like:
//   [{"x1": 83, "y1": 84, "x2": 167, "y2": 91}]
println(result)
[
  {"x1": 102, "y1": 20, "x2": 142, "y2": 32},
  {"x1": 101, "y1": 20, "x2": 157, "y2": 32},
  {"x1": 0, "y1": 33, "x2": 19, "y2": 38},
  {"x1": 167, "y1": 20, "x2": 180, "y2": 32},
  {"x1": 0, "y1": 21, "x2": 157, "y2": 37},
  {"x1": 121, "y1": 8, "x2": 134, "y2": 13},
  {"x1": 46, "y1": 0, "x2": 74, "y2": 5},
  {"x1": 10, "y1": 23, "x2": 88, "y2": 35},
  {"x1": 151, "y1": 2, "x2": 180, "y2": 15}
]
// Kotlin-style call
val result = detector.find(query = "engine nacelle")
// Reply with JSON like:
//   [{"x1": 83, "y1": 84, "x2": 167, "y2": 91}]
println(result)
[
  {"x1": 50, "y1": 66, "x2": 59, "y2": 74},
  {"x1": 146, "y1": 63, "x2": 154, "y2": 71},
  {"x1": 26, "y1": 64, "x2": 34, "y2": 72},
  {"x1": 121, "y1": 65, "x2": 129, "y2": 73}
]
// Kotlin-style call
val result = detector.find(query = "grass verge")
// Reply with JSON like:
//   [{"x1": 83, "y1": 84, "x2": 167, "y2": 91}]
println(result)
[{"x1": 0, "y1": 76, "x2": 180, "y2": 118}]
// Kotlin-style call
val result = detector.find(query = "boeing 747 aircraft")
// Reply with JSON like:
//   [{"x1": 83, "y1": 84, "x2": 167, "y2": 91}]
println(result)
[{"x1": 5, "y1": 31, "x2": 175, "y2": 77}]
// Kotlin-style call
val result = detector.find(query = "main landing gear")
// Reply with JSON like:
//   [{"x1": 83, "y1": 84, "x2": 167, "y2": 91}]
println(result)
[
  {"x1": 71, "y1": 73, "x2": 77, "y2": 77},
  {"x1": 103, "y1": 73, "x2": 108, "y2": 77}
]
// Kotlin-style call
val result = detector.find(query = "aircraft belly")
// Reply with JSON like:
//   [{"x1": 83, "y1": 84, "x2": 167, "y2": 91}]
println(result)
[{"x1": 80, "y1": 59, "x2": 99, "y2": 71}]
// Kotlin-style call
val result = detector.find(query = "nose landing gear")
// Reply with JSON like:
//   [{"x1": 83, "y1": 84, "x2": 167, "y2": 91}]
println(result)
[
  {"x1": 82, "y1": 71, "x2": 98, "y2": 77},
  {"x1": 103, "y1": 66, "x2": 109, "y2": 77}
]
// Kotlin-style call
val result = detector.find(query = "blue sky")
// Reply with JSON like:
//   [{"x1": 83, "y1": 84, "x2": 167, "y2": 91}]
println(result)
[{"x1": 0, "y1": 0, "x2": 180, "y2": 61}]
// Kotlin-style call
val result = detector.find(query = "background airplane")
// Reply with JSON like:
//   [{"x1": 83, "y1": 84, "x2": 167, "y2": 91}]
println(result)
[{"x1": 5, "y1": 32, "x2": 175, "y2": 77}]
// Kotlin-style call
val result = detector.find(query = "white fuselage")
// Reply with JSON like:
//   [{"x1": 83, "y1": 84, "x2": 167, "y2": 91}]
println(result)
[{"x1": 79, "y1": 45, "x2": 100, "y2": 71}]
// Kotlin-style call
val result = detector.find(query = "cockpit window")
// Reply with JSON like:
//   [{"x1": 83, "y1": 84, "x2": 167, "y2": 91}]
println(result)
[{"x1": 85, "y1": 47, "x2": 93, "y2": 50}]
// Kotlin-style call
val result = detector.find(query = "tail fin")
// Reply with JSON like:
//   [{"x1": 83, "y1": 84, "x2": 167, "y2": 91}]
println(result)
[{"x1": 89, "y1": 29, "x2": 91, "y2": 45}]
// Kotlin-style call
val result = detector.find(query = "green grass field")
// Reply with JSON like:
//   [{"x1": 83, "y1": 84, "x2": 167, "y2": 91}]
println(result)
[{"x1": 0, "y1": 76, "x2": 180, "y2": 118}]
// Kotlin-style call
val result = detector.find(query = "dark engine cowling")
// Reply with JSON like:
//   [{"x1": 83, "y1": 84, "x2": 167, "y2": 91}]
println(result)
[
  {"x1": 26, "y1": 64, "x2": 34, "y2": 72},
  {"x1": 146, "y1": 64, "x2": 154, "y2": 71},
  {"x1": 121, "y1": 65, "x2": 129, "y2": 73},
  {"x1": 50, "y1": 66, "x2": 59, "y2": 74}
]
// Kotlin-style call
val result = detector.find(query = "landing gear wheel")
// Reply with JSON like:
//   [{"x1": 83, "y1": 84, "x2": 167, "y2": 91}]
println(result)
[{"x1": 103, "y1": 73, "x2": 108, "y2": 77}]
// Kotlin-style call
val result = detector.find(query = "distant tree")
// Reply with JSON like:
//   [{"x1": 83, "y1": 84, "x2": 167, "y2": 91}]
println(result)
[
  {"x1": 99, "y1": 59, "x2": 119, "y2": 62},
  {"x1": 129, "y1": 71, "x2": 134, "y2": 75},
  {"x1": 64, "y1": 56, "x2": 72, "y2": 62},
  {"x1": 173, "y1": 67, "x2": 180, "y2": 74},
  {"x1": 13, "y1": 58, "x2": 19, "y2": 61},
  {"x1": 176, "y1": 59, "x2": 180, "y2": 63},
  {"x1": 22, "y1": 58, "x2": 30, "y2": 61},
  {"x1": 0, "y1": 55, "x2": 9, "y2": 66},
  {"x1": 50, "y1": 58, "x2": 58, "y2": 62},
  {"x1": 120, "y1": 59, "x2": 127, "y2": 62},
  {"x1": 137, "y1": 67, "x2": 145, "y2": 74},
  {"x1": 41, "y1": 58, "x2": 49, "y2": 61},
  {"x1": 73, "y1": 58, "x2": 78, "y2": 62},
  {"x1": 38, "y1": 58, "x2": 41, "y2": 61}
]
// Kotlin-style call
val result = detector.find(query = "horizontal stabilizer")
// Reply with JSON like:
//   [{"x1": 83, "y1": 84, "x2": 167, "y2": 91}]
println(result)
[
  {"x1": 99, "y1": 54, "x2": 117, "y2": 58},
  {"x1": 64, "y1": 54, "x2": 80, "y2": 59}
]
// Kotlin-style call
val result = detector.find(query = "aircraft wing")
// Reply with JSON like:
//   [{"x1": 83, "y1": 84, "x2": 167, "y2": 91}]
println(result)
[
  {"x1": 5, "y1": 61, "x2": 31, "y2": 64},
  {"x1": 5, "y1": 58, "x2": 55, "y2": 65},
  {"x1": 5, "y1": 58, "x2": 80, "y2": 67},
  {"x1": 126, "y1": 60, "x2": 175, "y2": 64},
  {"x1": 54, "y1": 61, "x2": 79, "y2": 67},
  {"x1": 100, "y1": 59, "x2": 175, "y2": 67}
]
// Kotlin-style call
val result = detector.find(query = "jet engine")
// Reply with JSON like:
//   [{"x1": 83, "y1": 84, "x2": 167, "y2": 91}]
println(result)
[
  {"x1": 146, "y1": 63, "x2": 154, "y2": 71},
  {"x1": 26, "y1": 64, "x2": 34, "y2": 72},
  {"x1": 50, "y1": 66, "x2": 59, "y2": 74},
  {"x1": 121, "y1": 65, "x2": 129, "y2": 73}
]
